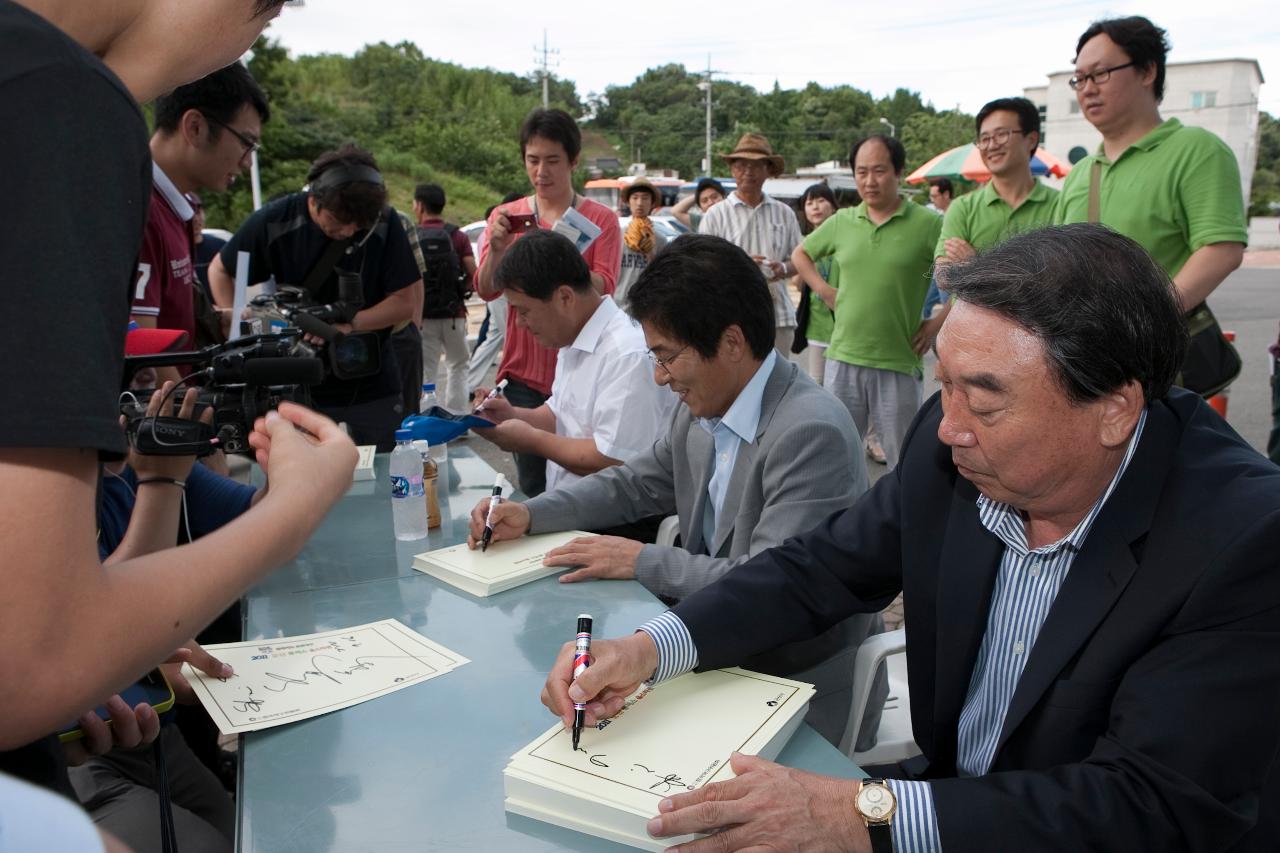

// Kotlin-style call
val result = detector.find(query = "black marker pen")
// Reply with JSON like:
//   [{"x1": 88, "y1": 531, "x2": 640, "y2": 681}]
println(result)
[{"x1": 571, "y1": 614, "x2": 593, "y2": 751}]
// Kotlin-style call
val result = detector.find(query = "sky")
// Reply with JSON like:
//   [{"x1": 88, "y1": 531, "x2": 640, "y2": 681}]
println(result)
[{"x1": 264, "y1": 0, "x2": 1278, "y2": 116}]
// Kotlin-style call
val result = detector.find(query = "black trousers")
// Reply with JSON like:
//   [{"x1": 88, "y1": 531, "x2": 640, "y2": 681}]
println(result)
[
  {"x1": 318, "y1": 393, "x2": 403, "y2": 452},
  {"x1": 502, "y1": 376, "x2": 548, "y2": 497},
  {"x1": 391, "y1": 323, "x2": 424, "y2": 421}
]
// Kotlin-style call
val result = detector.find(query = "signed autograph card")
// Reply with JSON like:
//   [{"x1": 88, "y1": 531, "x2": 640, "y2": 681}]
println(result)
[
  {"x1": 181, "y1": 619, "x2": 469, "y2": 735},
  {"x1": 504, "y1": 668, "x2": 814, "y2": 850}
]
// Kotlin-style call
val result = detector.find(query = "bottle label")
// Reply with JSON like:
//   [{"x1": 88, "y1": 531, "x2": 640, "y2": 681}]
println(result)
[
  {"x1": 406, "y1": 474, "x2": 425, "y2": 498},
  {"x1": 391, "y1": 475, "x2": 410, "y2": 498}
]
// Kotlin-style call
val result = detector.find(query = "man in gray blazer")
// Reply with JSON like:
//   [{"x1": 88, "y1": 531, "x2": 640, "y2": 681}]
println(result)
[{"x1": 469, "y1": 234, "x2": 885, "y2": 748}]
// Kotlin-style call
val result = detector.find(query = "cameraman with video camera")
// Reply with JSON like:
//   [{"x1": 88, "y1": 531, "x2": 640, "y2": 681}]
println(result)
[{"x1": 208, "y1": 144, "x2": 424, "y2": 451}]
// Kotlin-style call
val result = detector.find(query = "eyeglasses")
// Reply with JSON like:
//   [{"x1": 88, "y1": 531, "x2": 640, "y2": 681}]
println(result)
[
  {"x1": 647, "y1": 344, "x2": 690, "y2": 375},
  {"x1": 976, "y1": 128, "x2": 1025, "y2": 149},
  {"x1": 205, "y1": 115, "x2": 260, "y2": 156},
  {"x1": 1068, "y1": 61, "x2": 1136, "y2": 91}
]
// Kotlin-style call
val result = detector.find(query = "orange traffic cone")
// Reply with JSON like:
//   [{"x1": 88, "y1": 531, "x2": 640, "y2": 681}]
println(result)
[{"x1": 1208, "y1": 330, "x2": 1236, "y2": 417}]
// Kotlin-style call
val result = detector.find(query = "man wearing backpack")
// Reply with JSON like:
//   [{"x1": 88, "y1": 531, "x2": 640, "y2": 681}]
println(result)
[{"x1": 413, "y1": 182, "x2": 474, "y2": 413}]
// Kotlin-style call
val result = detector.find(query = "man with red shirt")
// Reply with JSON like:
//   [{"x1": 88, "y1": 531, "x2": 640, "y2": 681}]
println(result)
[
  {"x1": 475, "y1": 108, "x2": 621, "y2": 496},
  {"x1": 131, "y1": 62, "x2": 268, "y2": 355}
]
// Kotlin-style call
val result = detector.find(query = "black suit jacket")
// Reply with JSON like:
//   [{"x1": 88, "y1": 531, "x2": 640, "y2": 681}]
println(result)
[{"x1": 673, "y1": 389, "x2": 1280, "y2": 851}]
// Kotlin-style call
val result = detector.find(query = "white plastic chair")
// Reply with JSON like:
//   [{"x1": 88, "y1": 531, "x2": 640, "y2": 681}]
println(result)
[
  {"x1": 655, "y1": 515, "x2": 681, "y2": 548},
  {"x1": 842, "y1": 628, "x2": 921, "y2": 767}
]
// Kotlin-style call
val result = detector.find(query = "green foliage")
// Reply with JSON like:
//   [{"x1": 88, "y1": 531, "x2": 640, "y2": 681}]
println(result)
[
  {"x1": 1249, "y1": 112, "x2": 1280, "y2": 216},
  {"x1": 199, "y1": 36, "x2": 578, "y2": 230},
  {"x1": 590, "y1": 70, "x2": 974, "y2": 179},
  {"x1": 195, "y1": 41, "x2": 999, "y2": 231}
]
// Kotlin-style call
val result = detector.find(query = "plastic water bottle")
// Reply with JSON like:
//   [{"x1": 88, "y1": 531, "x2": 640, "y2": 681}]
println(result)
[
  {"x1": 390, "y1": 429, "x2": 429, "y2": 540},
  {"x1": 418, "y1": 383, "x2": 449, "y2": 465}
]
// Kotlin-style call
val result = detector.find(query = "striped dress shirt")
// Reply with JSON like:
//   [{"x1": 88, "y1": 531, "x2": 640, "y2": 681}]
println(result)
[
  {"x1": 639, "y1": 410, "x2": 1148, "y2": 851},
  {"x1": 699, "y1": 193, "x2": 802, "y2": 329}
]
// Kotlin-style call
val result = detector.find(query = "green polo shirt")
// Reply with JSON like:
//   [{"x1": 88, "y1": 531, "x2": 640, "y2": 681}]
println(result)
[
  {"x1": 1056, "y1": 118, "x2": 1247, "y2": 277},
  {"x1": 936, "y1": 179, "x2": 1059, "y2": 259},
  {"x1": 805, "y1": 256, "x2": 837, "y2": 345},
  {"x1": 804, "y1": 200, "x2": 941, "y2": 377}
]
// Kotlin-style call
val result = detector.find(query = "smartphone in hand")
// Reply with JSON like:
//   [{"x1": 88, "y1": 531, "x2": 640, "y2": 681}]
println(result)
[{"x1": 57, "y1": 669, "x2": 176, "y2": 743}]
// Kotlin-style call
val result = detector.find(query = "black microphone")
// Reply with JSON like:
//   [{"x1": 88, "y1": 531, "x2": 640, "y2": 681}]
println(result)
[
  {"x1": 241, "y1": 357, "x2": 325, "y2": 386},
  {"x1": 287, "y1": 311, "x2": 340, "y2": 342}
]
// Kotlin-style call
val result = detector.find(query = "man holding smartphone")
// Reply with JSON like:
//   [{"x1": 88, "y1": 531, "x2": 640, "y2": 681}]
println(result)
[{"x1": 474, "y1": 108, "x2": 621, "y2": 497}]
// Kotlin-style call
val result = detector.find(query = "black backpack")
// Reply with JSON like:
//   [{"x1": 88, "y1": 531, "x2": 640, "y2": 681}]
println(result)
[{"x1": 417, "y1": 223, "x2": 466, "y2": 319}]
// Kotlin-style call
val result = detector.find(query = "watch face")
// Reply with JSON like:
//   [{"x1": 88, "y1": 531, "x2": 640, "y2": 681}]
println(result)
[{"x1": 856, "y1": 783, "x2": 895, "y2": 820}]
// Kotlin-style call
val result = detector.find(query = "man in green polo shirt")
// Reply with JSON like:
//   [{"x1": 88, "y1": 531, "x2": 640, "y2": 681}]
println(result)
[
  {"x1": 792, "y1": 134, "x2": 941, "y2": 469},
  {"x1": 1056, "y1": 16, "x2": 1246, "y2": 315},
  {"x1": 916, "y1": 96, "x2": 1060, "y2": 350}
]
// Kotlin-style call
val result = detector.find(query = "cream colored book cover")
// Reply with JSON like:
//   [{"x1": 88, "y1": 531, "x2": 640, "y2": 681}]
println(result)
[
  {"x1": 412, "y1": 530, "x2": 593, "y2": 596},
  {"x1": 504, "y1": 668, "x2": 814, "y2": 850}
]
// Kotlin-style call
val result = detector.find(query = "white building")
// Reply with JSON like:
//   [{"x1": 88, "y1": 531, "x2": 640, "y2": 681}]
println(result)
[{"x1": 1024, "y1": 58, "x2": 1264, "y2": 200}]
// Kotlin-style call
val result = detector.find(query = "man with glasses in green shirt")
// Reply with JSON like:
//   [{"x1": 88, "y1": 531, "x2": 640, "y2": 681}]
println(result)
[
  {"x1": 1056, "y1": 16, "x2": 1246, "y2": 318},
  {"x1": 793, "y1": 134, "x2": 942, "y2": 469},
  {"x1": 916, "y1": 97, "x2": 1059, "y2": 351}
]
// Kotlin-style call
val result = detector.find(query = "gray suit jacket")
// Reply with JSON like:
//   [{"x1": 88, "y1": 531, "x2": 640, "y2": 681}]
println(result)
[{"x1": 527, "y1": 357, "x2": 881, "y2": 744}]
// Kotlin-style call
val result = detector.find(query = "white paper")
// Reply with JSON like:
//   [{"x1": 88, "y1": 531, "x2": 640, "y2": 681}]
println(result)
[
  {"x1": 504, "y1": 668, "x2": 814, "y2": 850},
  {"x1": 229, "y1": 250, "x2": 250, "y2": 341},
  {"x1": 552, "y1": 207, "x2": 602, "y2": 255},
  {"x1": 412, "y1": 530, "x2": 593, "y2": 597},
  {"x1": 352, "y1": 444, "x2": 377, "y2": 481},
  {"x1": 181, "y1": 619, "x2": 468, "y2": 734}
]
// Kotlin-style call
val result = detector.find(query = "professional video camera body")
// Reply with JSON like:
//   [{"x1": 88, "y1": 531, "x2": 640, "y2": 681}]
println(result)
[
  {"x1": 121, "y1": 332, "x2": 325, "y2": 456},
  {"x1": 243, "y1": 270, "x2": 381, "y2": 382}
]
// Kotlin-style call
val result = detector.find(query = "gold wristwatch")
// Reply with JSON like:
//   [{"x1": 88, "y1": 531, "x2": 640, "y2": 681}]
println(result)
[{"x1": 854, "y1": 778, "x2": 896, "y2": 853}]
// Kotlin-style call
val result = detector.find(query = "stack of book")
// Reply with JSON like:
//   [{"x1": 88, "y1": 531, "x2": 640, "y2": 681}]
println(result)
[
  {"x1": 504, "y1": 668, "x2": 815, "y2": 850},
  {"x1": 413, "y1": 530, "x2": 593, "y2": 597}
]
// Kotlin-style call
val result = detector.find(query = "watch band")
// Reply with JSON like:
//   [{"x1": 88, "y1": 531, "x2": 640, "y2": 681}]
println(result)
[{"x1": 867, "y1": 822, "x2": 893, "y2": 853}]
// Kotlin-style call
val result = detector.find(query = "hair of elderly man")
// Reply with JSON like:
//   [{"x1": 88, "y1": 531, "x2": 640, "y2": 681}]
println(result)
[
  {"x1": 628, "y1": 233, "x2": 776, "y2": 361},
  {"x1": 940, "y1": 224, "x2": 1186, "y2": 404}
]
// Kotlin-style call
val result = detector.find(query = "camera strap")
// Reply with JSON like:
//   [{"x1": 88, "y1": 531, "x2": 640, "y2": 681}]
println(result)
[{"x1": 300, "y1": 235, "x2": 354, "y2": 297}]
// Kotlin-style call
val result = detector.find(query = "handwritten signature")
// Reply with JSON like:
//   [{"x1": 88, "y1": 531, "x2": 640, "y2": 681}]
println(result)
[{"x1": 573, "y1": 751, "x2": 692, "y2": 791}]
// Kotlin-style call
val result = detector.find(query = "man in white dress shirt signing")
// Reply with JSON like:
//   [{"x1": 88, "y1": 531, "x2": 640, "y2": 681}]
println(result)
[{"x1": 470, "y1": 230, "x2": 673, "y2": 494}]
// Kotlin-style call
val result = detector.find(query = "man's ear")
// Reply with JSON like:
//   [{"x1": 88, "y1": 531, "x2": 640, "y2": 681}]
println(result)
[
  {"x1": 1097, "y1": 380, "x2": 1145, "y2": 448},
  {"x1": 720, "y1": 325, "x2": 749, "y2": 363},
  {"x1": 180, "y1": 108, "x2": 208, "y2": 147}
]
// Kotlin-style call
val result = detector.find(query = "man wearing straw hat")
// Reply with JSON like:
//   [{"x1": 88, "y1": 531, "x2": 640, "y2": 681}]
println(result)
[{"x1": 699, "y1": 133, "x2": 803, "y2": 357}]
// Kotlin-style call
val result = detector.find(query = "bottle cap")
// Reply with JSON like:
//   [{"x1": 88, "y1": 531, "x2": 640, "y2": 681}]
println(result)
[
  {"x1": 394, "y1": 429, "x2": 412, "y2": 441},
  {"x1": 422, "y1": 383, "x2": 436, "y2": 392}
]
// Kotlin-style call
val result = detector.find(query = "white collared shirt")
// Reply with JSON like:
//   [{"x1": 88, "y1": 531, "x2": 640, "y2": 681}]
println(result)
[
  {"x1": 545, "y1": 298, "x2": 674, "y2": 492},
  {"x1": 152, "y1": 161, "x2": 194, "y2": 222}
]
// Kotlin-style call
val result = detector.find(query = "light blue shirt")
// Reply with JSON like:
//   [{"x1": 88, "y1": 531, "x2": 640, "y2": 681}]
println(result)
[
  {"x1": 640, "y1": 409, "x2": 1148, "y2": 851},
  {"x1": 697, "y1": 350, "x2": 776, "y2": 550},
  {"x1": 0, "y1": 771, "x2": 104, "y2": 852}
]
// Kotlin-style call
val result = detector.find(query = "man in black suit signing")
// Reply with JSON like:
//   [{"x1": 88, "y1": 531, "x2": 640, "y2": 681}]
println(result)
[{"x1": 541, "y1": 223, "x2": 1280, "y2": 853}]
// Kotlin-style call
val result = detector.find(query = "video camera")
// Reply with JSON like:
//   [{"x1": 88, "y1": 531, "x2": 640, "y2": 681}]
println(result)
[
  {"x1": 243, "y1": 271, "x2": 381, "y2": 381},
  {"x1": 121, "y1": 332, "x2": 325, "y2": 456}
]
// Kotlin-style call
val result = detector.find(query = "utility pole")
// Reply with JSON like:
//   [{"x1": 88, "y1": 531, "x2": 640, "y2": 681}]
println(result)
[
  {"x1": 697, "y1": 56, "x2": 718, "y2": 175},
  {"x1": 534, "y1": 30, "x2": 559, "y2": 108}
]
